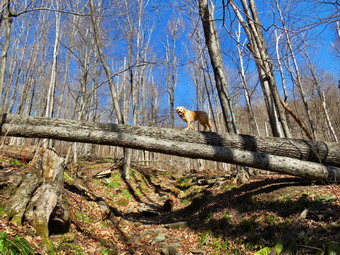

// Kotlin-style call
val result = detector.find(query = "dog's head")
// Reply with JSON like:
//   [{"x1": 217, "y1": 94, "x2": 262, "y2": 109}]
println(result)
[{"x1": 176, "y1": 106, "x2": 186, "y2": 117}]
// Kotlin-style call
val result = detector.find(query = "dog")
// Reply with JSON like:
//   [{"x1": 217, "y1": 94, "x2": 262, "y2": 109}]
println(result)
[{"x1": 175, "y1": 106, "x2": 213, "y2": 131}]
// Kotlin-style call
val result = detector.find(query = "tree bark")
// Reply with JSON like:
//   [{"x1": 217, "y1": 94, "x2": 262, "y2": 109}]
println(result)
[
  {"x1": 89, "y1": 0, "x2": 131, "y2": 179},
  {"x1": 199, "y1": 0, "x2": 238, "y2": 133},
  {"x1": 1, "y1": 114, "x2": 339, "y2": 182},
  {"x1": 1, "y1": 113, "x2": 339, "y2": 167},
  {"x1": 3, "y1": 147, "x2": 67, "y2": 247},
  {"x1": 0, "y1": 145, "x2": 36, "y2": 161},
  {"x1": 228, "y1": 0, "x2": 291, "y2": 138},
  {"x1": 0, "y1": 0, "x2": 13, "y2": 105}
]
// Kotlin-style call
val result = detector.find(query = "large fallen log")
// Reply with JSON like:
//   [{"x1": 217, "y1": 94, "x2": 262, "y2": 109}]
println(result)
[
  {"x1": 0, "y1": 145, "x2": 36, "y2": 161},
  {"x1": 1, "y1": 113, "x2": 340, "y2": 167},
  {"x1": 1, "y1": 122, "x2": 339, "y2": 182}
]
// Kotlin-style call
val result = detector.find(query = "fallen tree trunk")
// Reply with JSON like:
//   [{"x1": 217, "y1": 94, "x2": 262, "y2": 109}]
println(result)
[
  {"x1": 1, "y1": 113, "x2": 339, "y2": 167},
  {"x1": 1, "y1": 122, "x2": 339, "y2": 182},
  {"x1": 0, "y1": 145, "x2": 36, "y2": 161}
]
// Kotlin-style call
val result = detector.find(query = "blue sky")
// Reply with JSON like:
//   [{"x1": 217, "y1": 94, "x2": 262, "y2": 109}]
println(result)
[{"x1": 168, "y1": 0, "x2": 340, "y2": 111}]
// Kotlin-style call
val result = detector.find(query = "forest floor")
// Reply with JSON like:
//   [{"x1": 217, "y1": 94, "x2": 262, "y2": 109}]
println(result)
[{"x1": 0, "y1": 156, "x2": 339, "y2": 255}]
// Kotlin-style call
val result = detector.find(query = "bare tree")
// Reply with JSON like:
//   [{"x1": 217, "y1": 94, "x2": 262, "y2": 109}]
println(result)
[
  {"x1": 226, "y1": 0, "x2": 291, "y2": 138},
  {"x1": 275, "y1": 0, "x2": 317, "y2": 140},
  {"x1": 199, "y1": 0, "x2": 238, "y2": 133},
  {"x1": 164, "y1": 16, "x2": 182, "y2": 128},
  {"x1": 235, "y1": 23, "x2": 260, "y2": 136},
  {"x1": 0, "y1": 0, "x2": 13, "y2": 105},
  {"x1": 89, "y1": 0, "x2": 131, "y2": 178}
]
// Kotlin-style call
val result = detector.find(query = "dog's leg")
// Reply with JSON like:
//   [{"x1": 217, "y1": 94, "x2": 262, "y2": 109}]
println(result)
[{"x1": 185, "y1": 120, "x2": 191, "y2": 130}]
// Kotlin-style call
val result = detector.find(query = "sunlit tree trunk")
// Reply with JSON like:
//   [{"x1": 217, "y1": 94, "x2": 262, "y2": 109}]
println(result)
[
  {"x1": 199, "y1": 0, "x2": 238, "y2": 133},
  {"x1": 89, "y1": 0, "x2": 130, "y2": 178},
  {"x1": 0, "y1": 0, "x2": 13, "y2": 106},
  {"x1": 275, "y1": 0, "x2": 317, "y2": 140},
  {"x1": 236, "y1": 23, "x2": 260, "y2": 136},
  {"x1": 44, "y1": 0, "x2": 61, "y2": 148},
  {"x1": 228, "y1": 0, "x2": 291, "y2": 138},
  {"x1": 56, "y1": 15, "x2": 77, "y2": 119}
]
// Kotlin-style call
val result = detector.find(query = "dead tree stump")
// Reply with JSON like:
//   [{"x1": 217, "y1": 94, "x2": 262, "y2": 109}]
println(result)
[{"x1": 3, "y1": 147, "x2": 68, "y2": 246}]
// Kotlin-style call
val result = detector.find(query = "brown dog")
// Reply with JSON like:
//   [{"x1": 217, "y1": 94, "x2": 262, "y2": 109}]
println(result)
[{"x1": 176, "y1": 106, "x2": 213, "y2": 131}]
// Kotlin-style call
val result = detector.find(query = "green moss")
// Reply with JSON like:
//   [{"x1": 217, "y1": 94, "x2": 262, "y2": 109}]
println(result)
[
  {"x1": 116, "y1": 199, "x2": 129, "y2": 207},
  {"x1": 0, "y1": 207, "x2": 6, "y2": 216}
]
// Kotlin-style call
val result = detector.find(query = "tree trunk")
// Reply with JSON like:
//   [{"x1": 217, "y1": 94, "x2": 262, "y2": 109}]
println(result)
[
  {"x1": 275, "y1": 1, "x2": 317, "y2": 140},
  {"x1": 1, "y1": 113, "x2": 339, "y2": 167},
  {"x1": 1, "y1": 114, "x2": 339, "y2": 182},
  {"x1": 199, "y1": 0, "x2": 238, "y2": 133},
  {"x1": 89, "y1": 0, "x2": 131, "y2": 179},
  {"x1": 0, "y1": 145, "x2": 36, "y2": 161},
  {"x1": 0, "y1": 1, "x2": 12, "y2": 106},
  {"x1": 2, "y1": 147, "x2": 68, "y2": 247},
  {"x1": 228, "y1": 0, "x2": 290, "y2": 138},
  {"x1": 236, "y1": 23, "x2": 260, "y2": 136}
]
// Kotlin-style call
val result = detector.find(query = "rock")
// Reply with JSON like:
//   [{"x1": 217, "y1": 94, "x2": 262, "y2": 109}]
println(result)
[
  {"x1": 151, "y1": 233, "x2": 168, "y2": 244},
  {"x1": 93, "y1": 169, "x2": 112, "y2": 179},
  {"x1": 299, "y1": 208, "x2": 309, "y2": 219},
  {"x1": 164, "y1": 221, "x2": 188, "y2": 229},
  {"x1": 190, "y1": 249, "x2": 206, "y2": 254},
  {"x1": 160, "y1": 244, "x2": 179, "y2": 255},
  {"x1": 197, "y1": 179, "x2": 209, "y2": 185}
]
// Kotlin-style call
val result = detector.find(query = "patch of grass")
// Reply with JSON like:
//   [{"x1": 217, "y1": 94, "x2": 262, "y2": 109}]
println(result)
[
  {"x1": 316, "y1": 194, "x2": 335, "y2": 202},
  {"x1": 104, "y1": 173, "x2": 122, "y2": 188},
  {"x1": 58, "y1": 242, "x2": 84, "y2": 255},
  {"x1": 181, "y1": 199, "x2": 191, "y2": 205},
  {"x1": 176, "y1": 176, "x2": 193, "y2": 190},
  {"x1": 224, "y1": 184, "x2": 238, "y2": 191},
  {"x1": 130, "y1": 168, "x2": 137, "y2": 176},
  {"x1": 119, "y1": 189, "x2": 132, "y2": 198},
  {"x1": 97, "y1": 158, "x2": 115, "y2": 163},
  {"x1": 75, "y1": 212, "x2": 91, "y2": 223},
  {"x1": 264, "y1": 213, "x2": 278, "y2": 225},
  {"x1": 254, "y1": 240, "x2": 283, "y2": 255},
  {"x1": 278, "y1": 195, "x2": 293, "y2": 201},
  {"x1": 100, "y1": 248, "x2": 118, "y2": 255},
  {"x1": 64, "y1": 172, "x2": 75, "y2": 182},
  {"x1": 211, "y1": 237, "x2": 229, "y2": 255},
  {"x1": 223, "y1": 214, "x2": 233, "y2": 220},
  {"x1": 199, "y1": 231, "x2": 211, "y2": 246},
  {"x1": 9, "y1": 159, "x2": 25, "y2": 167}
]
